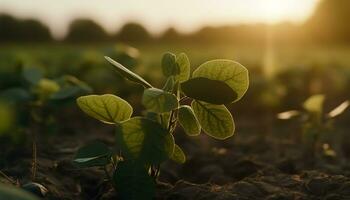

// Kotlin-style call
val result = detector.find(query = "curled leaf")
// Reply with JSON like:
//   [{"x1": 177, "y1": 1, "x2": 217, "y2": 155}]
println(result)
[
  {"x1": 178, "y1": 105, "x2": 201, "y2": 136},
  {"x1": 105, "y1": 56, "x2": 152, "y2": 88}
]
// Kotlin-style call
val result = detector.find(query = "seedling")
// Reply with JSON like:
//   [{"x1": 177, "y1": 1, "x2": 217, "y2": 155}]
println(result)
[
  {"x1": 74, "y1": 52, "x2": 249, "y2": 199},
  {"x1": 0, "y1": 66, "x2": 91, "y2": 181},
  {"x1": 278, "y1": 94, "x2": 349, "y2": 157}
]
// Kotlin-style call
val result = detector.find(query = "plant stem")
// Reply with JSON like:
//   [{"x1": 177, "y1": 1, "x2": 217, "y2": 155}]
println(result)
[
  {"x1": 30, "y1": 104, "x2": 41, "y2": 182},
  {"x1": 103, "y1": 166, "x2": 111, "y2": 182},
  {"x1": 103, "y1": 165, "x2": 117, "y2": 190},
  {"x1": 31, "y1": 130, "x2": 37, "y2": 181}
]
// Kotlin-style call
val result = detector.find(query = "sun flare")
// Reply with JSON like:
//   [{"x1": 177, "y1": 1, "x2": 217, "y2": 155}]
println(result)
[{"x1": 251, "y1": 0, "x2": 319, "y2": 24}]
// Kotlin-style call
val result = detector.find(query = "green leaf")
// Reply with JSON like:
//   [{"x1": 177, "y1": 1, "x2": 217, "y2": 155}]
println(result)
[
  {"x1": 162, "y1": 76, "x2": 175, "y2": 92},
  {"x1": 77, "y1": 94, "x2": 133, "y2": 124},
  {"x1": 328, "y1": 100, "x2": 349, "y2": 118},
  {"x1": 181, "y1": 77, "x2": 237, "y2": 104},
  {"x1": 22, "y1": 67, "x2": 43, "y2": 85},
  {"x1": 175, "y1": 53, "x2": 190, "y2": 82},
  {"x1": 170, "y1": 144, "x2": 186, "y2": 164},
  {"x1": 142, "y1": 88, "x2": 179, "y2": 113},
  {"x1": 0, "y1": 88, "x2": 32, "y2": 103},
  {"x1": 178, "y1": 105, "x2": 201, "y2": 136},
  {"x1": 116, "y1": 117, "x2": 175, "y2": 164},
  {"x1": 73, "y1": 141, "x2": 112, "y2": 168},
  {"x1": 191, "y1": 100, "x2": 234, "y2": 139},
  {"x1": 113, "y1": 161, "x2": 155, "y2": 200},
  {"x1": 36, "y1": 78, "x2": 60, "y2": 98},
  {"x1": 192, "y1": 59, "x2": 249, "y2": 103},
  {"x1": 50, "y1": 86, "x2": 82, "y2": 100},
  {"x1": 105, "y1": 56, "x2": 152, "y2": 88},
  {"x1": 0, "y1": 183, "x2": 40, "y2": 200},
  {"x1": 161, "y1": 52, "x2": 179, "y2": 77},
  {"x1": 303, "y1": 94, "x2": 325, "y2": 114}
]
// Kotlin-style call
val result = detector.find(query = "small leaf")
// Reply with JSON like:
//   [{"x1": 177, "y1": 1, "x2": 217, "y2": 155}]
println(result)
[
  {"x1": 105, "y1": 56, "x2": 152, "y2": 88},
  {"x1": 0, "y1": 183, "x2": 40, "y2": 200},
  {"x1": 277, "y1": 110, "x2": 301, "y2": 120},
  {"x1": 193, "y1": 59, "x2": 249, "y2": 103},
  {"x1": 175, "y1": 53, "x2": 190, "y2": 82},
  {"x1": 0, "y1": 88, "x2": 32, "y2": 103},
  {"x1": 77, "y1": 94, "x2": 133, "y2": 124},
  {"x1": 181, "y1": 77, "x2": 237, "y2": 104},
  {"x1": 142, "y1": 88, "x2": 179, "y2": 113},
  {"x1": 303, "y1": 94, "x2": 325, "y2": 114},
  {"x1": 116, "y1": 117, "x2": 175, "y2": 164},
  {"x1": 50, "y1": 86, "x2": 83, "y2": 100},
  {"x1": 162, "y1": 76, "x2": 175, "y2": 92},
  {"x1": 178, "y1": 105, "x2": 201, "y2": 136},
  {"x1": 191, "y1": 100, "x2": 234, "y2": 139},
  {"x1": 170, "y1": 144, "x2": 186, "y2": 164},
  {"x1": 328, "y1": 100, "x2": 349, "y2": 118},
  {"x1": 22, "y1": 67, "x2": 43, "y2": 85},
  {"x1": 73, "y1": 141, "x2": 112, "y2": 168},
  {"x1": 161, "y1": 52, "x2": 179, "y2": 77},
  {"x1": 113, "y1": 161, "x2": 155, "y2": 200},
  {"x1": 36, "y1": 78, "x2": 61, "y2": 98},
  {"x1": 21, "y1": 182, "x2": 48, "y2": 198}
]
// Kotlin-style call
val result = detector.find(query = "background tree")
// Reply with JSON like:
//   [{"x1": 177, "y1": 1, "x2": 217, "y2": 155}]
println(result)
[
  {"x1": 65, "y1": 19, "x2": 109, "y2": 42},
  {"x1": 305, "y1": 0, "x2": 350, "y2": 44},
  {"x1": 0, "y1": 14, "x2": 52, "y2": 43},
  {"x1": 115, "y1": 22, "x2": 152, "y2": 43}
]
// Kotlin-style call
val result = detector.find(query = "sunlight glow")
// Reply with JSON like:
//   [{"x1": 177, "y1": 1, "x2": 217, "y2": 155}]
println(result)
[
  {"x1": 249, "y1": 0, "x2": 319, "y2": 24},
  {"x1": 0, "y1": 0, "x2": 319, "y2": 38}
]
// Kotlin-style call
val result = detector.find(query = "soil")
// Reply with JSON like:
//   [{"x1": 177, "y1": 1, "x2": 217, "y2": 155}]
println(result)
[{"x1": 1, "y1": 116, "x2": 350, "y2": 200}]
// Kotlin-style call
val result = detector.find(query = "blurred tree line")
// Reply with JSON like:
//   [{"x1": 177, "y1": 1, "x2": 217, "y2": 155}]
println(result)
[{"x1": 0, "y1": 0, "x2": 349, "y2": 45}]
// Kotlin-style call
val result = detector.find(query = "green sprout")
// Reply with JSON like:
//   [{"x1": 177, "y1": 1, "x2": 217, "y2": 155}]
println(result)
[
  {"x1": 73, "y1": 52, "x2": 249, "y2": 199},
  {"x1": 0, "y1": 66, "x2": 92, "y2": 182},
  {"x1": 278, "y1": 94, "x2": 349, "y2": 158}
]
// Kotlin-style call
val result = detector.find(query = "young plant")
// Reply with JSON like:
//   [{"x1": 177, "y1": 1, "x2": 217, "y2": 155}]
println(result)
[
  {"x1": 278, "y1": 94, "x2": 349, "y2": 157},
  {"x1": 0, "y1": 66, "x2": 92, "y2": 182},
  {"x1": 74, "y1": 52, "x2": 249, "y2": 199}
]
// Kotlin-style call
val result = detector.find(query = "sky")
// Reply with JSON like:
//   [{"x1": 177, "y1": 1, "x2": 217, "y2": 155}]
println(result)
[{"x1": 0, "y1": 0, "x2": 320, "y2": 39}]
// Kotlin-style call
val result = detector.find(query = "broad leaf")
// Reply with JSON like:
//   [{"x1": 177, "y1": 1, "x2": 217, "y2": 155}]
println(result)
[
  {"x1": 191, "y1": 100, "x2": 234, "y2": 139},
  {"x1": 303, "y1": 94, "x2": 325, "y2": 114},
  {"x1": 113, "y1": 161, "x2": 155, "y2": 200},
  {"x1": 116, "y1": 117, "x2": 175, "y2": 164},
  {"x1": 22, "y1": 67, "x2": 43, "y2": 85},
  {"x1": 192, "y1": 59, "x2": 249, "y2": 103},
  {"x1": 77, "y1": 94, "x2": 133, "y2": 124},
  {"x1": 181, "y1": 77, "x2": 237, "y2": 104},
  {"x1": 161, "y1": 52, "x2": 179, "y2": 77},
  {"x1": 105, "y1": 56, "x2": 152, "y2": 88},
  {"x1": 170, "y1": 144, "x2": 186, "y2": 164},
  {"x1": 175, "y1": 53, "x2": 190, "y2": 82},
  {"x1": 178, "y1": 105, "x2": 201, "y2": 136},
  {"x1": 142, "y1": 88, "x2": 179, "y2": 113},
  {"x1": 0, "y1": 183, "x2": 39, "y2": 200},
  {"x1": 73, "y1": 141, "x2": 112, "y2": 168}
]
